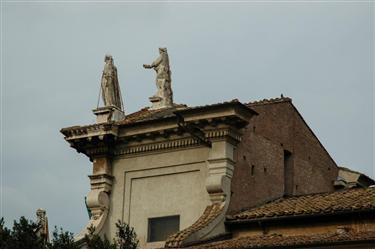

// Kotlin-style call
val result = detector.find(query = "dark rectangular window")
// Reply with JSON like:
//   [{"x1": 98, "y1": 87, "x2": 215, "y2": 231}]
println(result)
[
  {"x1": 284, "y1": 150, "x2": 293, "y2": 196},
  {"x1": 148, "y1": 215, "x2": 180, "y2": 242}
]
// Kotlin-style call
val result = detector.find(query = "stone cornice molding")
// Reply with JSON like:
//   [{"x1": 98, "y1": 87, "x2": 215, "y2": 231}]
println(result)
[
  {"x1": 85, "y1": 145, "x2": 112, "y2": 157},
  {"x1": 205, "y1": 128, "x2": 242, "y2": 144},
  {"x1": 113, "y1": 127, "x2": 241, "y2": 156},
  {"x1": 115, "y1": 137, "x2": 200, "y2": 155},
  {"x1": 61, "y1": 123, "x2": 119, "y2": 141},
  {"x1": 61, "y1": 101, "x2": 256, "y2": 159},
  {"x1": 63, "y1": 127, "x2": 242, "y2": 158}
]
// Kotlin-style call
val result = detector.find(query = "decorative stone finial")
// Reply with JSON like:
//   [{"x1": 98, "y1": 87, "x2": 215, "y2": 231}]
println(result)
[{"x1": 143, "y1": 47, "x2": 174, "y2": 110}]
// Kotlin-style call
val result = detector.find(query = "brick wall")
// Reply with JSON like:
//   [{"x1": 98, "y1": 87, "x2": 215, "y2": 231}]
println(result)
[{"x1": 228, "y1": 100, "x2": 338, "y2": 214}]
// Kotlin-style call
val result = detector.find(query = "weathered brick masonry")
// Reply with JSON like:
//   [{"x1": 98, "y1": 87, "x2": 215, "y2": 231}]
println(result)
[{"x1": 228, "y1": 98, "x2": 338, "y2": 214}]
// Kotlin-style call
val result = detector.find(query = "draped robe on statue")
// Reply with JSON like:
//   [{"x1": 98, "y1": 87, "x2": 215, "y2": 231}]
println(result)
[{"x1": 101, "y1": 55, "x2": 123, "y2": 110}]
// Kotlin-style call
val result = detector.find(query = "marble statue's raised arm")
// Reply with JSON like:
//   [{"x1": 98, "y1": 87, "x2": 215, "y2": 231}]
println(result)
[
  {"x1": 143, "y1": 48, "x2": 173, "y2": 109},
  {"x1": 143, "y1": 56, "x2": 161, "y2": 69}
]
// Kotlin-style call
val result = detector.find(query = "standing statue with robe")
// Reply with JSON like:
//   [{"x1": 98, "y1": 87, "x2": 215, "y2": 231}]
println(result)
[
  {"x1": 143, "y1": 48, "x2": 173, "y2": 108},
  {"x1": 101, "y1": 55, "x2": 123, "y2": 110},
  {"x1": 35, "y1": 208, "x2": 49, "y2": 243}
]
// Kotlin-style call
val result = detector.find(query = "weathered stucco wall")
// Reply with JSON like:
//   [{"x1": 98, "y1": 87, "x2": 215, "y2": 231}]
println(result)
[
  {"x1": 103, "y1": 146, "x2": 211, "y2": 248},
  {"x1": 228, "y1": 101, "x2": 338, "y2": 214}
]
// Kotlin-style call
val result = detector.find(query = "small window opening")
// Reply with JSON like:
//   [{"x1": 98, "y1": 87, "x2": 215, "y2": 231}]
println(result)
[
  {"x1": 295, "y1": 185, "x2": 299, "y2": 191},
  {"x1": 284, "y1": 150, "x2": 293, "y2": 196},
  {"x1": 148, "y1": 215, "x2": 180, "y2": 242},
  {"x1": 253, "y1": 126, "x2": 256, "y2": 132},
  {"x1": 251, "y1": 165, "x2": 255, "y2": 176},
  {"x1": 243, "y1": 155, "x2": 246, "y2": 160},
  {"x1": 264, "y1": 167, "x2": 267, "y2": 174}
]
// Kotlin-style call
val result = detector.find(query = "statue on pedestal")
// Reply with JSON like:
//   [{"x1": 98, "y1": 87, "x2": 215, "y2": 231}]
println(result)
[
  {"x1": 143, "y1": 48, "x2": 173, "y2": 109},
  {"x1": 101, "y1": 55, "x2": 123, "y2": 111}
]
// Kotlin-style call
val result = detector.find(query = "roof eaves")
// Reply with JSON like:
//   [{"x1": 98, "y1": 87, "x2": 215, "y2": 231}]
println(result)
[
  {"x1": 225, "y1": 208, "x2": 375, "y2": 225},
  {"x1": 180, "y1": 231, "x2": 375, "y2": 249}
]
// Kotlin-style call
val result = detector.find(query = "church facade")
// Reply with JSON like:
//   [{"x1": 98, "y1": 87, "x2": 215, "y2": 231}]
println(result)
[{"x1": 61, "y1": 51, "x2": 375, "y2": 249}]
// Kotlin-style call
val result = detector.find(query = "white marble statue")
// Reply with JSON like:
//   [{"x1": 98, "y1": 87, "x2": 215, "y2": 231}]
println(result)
[
  {"x1": 101, "y1": 55, "x2": 123, "y2": 110},
  {"x1": 143, "y1": 48, "x2": 173, "y2": 108},
  {"x1": 36, "y1": 208, "x2": 49, "y2": 243}
]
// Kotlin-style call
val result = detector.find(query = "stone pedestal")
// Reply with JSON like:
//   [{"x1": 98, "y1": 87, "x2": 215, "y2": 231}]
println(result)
[
  {"x1": 93, "y1": 106, "x2": 125, "y2": 124},
  {"x1": 149, "y1": 96, "x2": 174, "y2": 110},
  {"x1": 149, "y1": 96, "x2": 163, "y2": 110}
]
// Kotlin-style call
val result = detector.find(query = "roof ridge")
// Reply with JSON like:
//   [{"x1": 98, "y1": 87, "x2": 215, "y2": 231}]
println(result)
[
  {"x1": 122, "y1": 97, "x2": 289, "y2": 124},
  {"x1": 247, "y1": 96, "x2": 292, "y2": 106}
]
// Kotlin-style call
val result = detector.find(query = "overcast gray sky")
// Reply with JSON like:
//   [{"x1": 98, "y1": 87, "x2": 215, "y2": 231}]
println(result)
[{"x1": 1, "y1": 1, "x2": 374, "y2": 234}]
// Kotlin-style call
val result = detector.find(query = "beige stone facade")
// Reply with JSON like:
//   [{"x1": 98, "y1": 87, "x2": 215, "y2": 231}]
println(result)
[
  {"x1": 61, "y1": 101, "x2": 256, "y2": 248},
  {"x1": 60, "y1": 51, "x2": 375, "y2": 249},
  {"x1": 106, "y1": 147, "x2": 211, "y2": 249},
  {"x1": 61, "y1": 96, "x2": 375, "y2": 249}
]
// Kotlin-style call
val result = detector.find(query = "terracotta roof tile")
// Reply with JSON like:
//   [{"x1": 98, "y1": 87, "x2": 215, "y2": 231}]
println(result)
[
  {"x1": 178, "y1": 99, "x2": 240, "y2": 112},
  {"x1": 118, "y1": 104, "x2": 188, "y2": 125},
  {"x1": 227, "y1": 188, "x2": 375, "y2": 222},
  {"x1": 247, "y1": 96, "x2": 292, "y2": 107},
  {"x1": 117, "y1": 99, "x2": 244, "y2": 125},
  {"x1": 165, "y1": 203, "x2": 224, "y2": 248},
  {"x1": 182, "y1": 231, "x2": 375, "y2": 249},
  {"x1": 117, "y1": 96, "x2": 290, "y2": 126}
]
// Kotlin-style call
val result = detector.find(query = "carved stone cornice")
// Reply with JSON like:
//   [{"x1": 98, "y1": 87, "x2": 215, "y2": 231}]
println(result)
[
  {"x1": 115, "y1": 137, "x2": 200, "y2": 155},
  {"x1": 113, "y1": 127, "x2": 241, "y2": 156},
  {"x1": 61, "y1": 124, "x2": 119, "y2": 158},
  {"x1": 85, "y1": 145, "x2": 112, "y2": 157},
  {"x1": 61, "y1": 101, "x2": 257, "y2": 159},
  {"x1": 62, "y1": 123, "x2": 243, "y2": 158},
  {"x1": 61, "y1": 123, "x2": 119, "y2": 141},
  {"x1": 205, "y1": 128, "x2": 242, "y2": 142}
]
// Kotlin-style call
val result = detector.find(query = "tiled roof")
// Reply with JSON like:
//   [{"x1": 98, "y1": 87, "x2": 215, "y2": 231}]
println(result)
[
  {"x1": 227, "y1": 188, "x2": 375, "y2": 222},
  {"x1": 118, "y1": 104, "x2": 188, "y2": 125},
  {"x1": 165, "y1": 203, "x2": 224, "y2": 248},
  {"x1": 117, "y1": 99, "x2": 250, "y2": 126},
  {"x1": 181, "y1": 231, "x2": 375, "y2": 249},
  {"x1": 247, "y1": 96, "x2": 292, "y2": 107}
]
